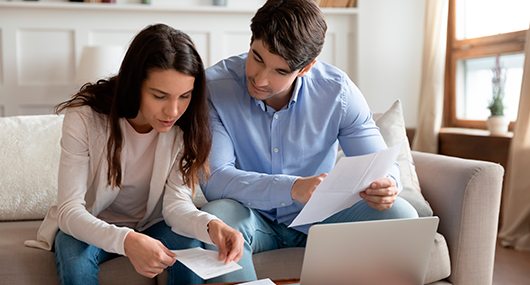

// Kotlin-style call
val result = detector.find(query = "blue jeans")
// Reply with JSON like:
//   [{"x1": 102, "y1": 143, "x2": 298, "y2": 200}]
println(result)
[
  {"x1": 54, "y1": 221, "x2": 204, "y2": 285},
  {"x1": 200, "y1": 197, "x2": 419, "y2": 283}
]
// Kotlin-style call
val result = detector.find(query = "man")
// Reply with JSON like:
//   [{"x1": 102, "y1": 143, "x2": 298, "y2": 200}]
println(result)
[{"x1": 200, "y1": 0, "x2": 419, "y2": 282}]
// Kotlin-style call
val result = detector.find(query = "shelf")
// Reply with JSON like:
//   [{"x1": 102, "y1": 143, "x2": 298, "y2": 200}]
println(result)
[
  {"x1": 0, "y1": 2, "x2": 358, "y2": 14},
  {"x1": 438, "y1": 127, "x2": 511, "y2": 169},
  {"x1": 439, "y1": 127, "x2": 513, "y2": 138},
  {"x1": 0, "y1": 0, "x2": 358, "y2": 118}
]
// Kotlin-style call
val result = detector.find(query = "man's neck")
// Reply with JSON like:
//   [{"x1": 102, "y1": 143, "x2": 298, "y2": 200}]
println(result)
[
  {"x1": 264, "y1": 96, "x2": 290, "y2": 111},
  {"x1": 263, "y1": 81, "x2": 296, "y2": 111}
]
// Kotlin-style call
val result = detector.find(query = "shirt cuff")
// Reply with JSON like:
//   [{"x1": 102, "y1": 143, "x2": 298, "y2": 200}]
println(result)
[
  {"x1": 269, "y1": 175, "x2": 298, "y2": 208},
  {"x1": 119, "y1": 228, "x2": 135, "y2": 256},
  {"x1": 199, "y1": 216, "x2": 221, "y2": 245}
]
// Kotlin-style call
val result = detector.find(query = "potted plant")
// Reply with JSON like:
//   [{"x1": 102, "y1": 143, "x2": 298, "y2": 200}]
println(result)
[{"x1": 486, "y1": 55, "x2": 509, "y2": 134}]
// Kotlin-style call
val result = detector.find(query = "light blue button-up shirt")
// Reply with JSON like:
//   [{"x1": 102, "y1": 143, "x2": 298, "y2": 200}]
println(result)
[{"x1": 201, "y1": 53, "x2": 401, "y2": 233}]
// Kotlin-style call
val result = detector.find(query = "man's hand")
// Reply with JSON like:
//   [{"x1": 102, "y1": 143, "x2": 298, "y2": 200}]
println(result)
[
  {"x1": 359, "y1": 177, "x2": 398, "y2": 211},
  {"x1": 124, "y1": 231, "x2": 177, "y2": 278},
  {"x1": 207, "y1": 220, "x2": 244, "y2": 264},
  {"x1": 291, "y1": 173, "x2": 328, "y2": 204}
]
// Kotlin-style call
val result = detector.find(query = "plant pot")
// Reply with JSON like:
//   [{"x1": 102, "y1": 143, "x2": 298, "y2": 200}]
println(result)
[{"x1": 487, "y1": 115, "x2": 509, "y2": 135}]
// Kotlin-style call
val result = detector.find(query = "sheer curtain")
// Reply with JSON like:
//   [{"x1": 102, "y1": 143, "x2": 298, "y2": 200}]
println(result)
[
  {"x1": 412, "y1": 0, "x2": 449, "y2": 153},
  {"x1": 498, "y1": 27, "x2": 530, "y2": 252}
]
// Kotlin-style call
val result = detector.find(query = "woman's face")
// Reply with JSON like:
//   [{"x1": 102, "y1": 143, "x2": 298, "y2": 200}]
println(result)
[{"x1": 127, "y1": 69, "x2": 195, "y2": 134}]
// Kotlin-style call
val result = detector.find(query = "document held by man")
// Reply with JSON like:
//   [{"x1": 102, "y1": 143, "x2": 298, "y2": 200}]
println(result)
[
  {"x1": 289, "y1": 141, "x2": 405, "y2": 228},
  {"x1": 171, "y1": 247, "x2": 242, "y2": 280},
  {"x1": 238, "y1": 279, "x2": 276, "y2": 285}
]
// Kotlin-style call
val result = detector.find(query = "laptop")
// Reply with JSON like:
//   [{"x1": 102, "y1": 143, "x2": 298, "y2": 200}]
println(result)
[{"x1": 291, "y1": 217, "x2": 439, "y2": 285}]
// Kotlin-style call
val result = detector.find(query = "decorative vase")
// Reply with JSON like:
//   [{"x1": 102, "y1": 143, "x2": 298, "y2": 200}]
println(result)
[{"x1": 486, "y1": 115, "x2": 509, "y2": 135}]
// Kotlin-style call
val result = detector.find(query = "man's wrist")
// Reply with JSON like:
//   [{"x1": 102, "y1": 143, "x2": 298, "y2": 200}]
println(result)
[{"x1": 285, "y1": 175, "x2": 299, "y2": 204}]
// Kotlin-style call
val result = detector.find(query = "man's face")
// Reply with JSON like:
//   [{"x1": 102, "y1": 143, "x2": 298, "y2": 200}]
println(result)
[{"x1": 245, "y1": 39, "x2": 309, "y2": 107}]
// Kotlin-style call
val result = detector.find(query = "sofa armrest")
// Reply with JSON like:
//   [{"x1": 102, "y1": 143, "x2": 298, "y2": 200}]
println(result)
[{"x1": 412, "y1": 151, "x2": 504, "y2": 285}]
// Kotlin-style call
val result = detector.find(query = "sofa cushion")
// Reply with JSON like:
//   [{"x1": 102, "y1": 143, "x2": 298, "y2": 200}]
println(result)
[
  {"x1": 0, "y1": 220, "x2": 153, "y2": 285},
  {"x1": 0, "y1": 221, "x2": 58, "y2": 284},
  {"x1": 0, "y1": 115, "x2": 63, "y2": 221},
  {"x1": 425, "y1": 232, "x2": 451, "y2": 283},
  {"x1": 254, "y1": 247, "x2": 305, "y2": 280}
]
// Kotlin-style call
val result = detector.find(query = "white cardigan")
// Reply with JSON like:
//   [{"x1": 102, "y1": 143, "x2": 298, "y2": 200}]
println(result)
[{"x1": 25, "y1": 105, "x2": 218, "y2": 255}]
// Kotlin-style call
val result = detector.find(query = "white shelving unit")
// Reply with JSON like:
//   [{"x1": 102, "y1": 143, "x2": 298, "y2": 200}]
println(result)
[{"x1": 0, "y1": 1, "x2": 358, "y2": 117}]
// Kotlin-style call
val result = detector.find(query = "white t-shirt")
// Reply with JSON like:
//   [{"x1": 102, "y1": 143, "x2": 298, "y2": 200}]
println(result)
[{"x1": 97, "y1": 121, "x2": 159, "y2": 229}]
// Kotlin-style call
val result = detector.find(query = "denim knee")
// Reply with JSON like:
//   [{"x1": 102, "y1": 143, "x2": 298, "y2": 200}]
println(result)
[
  {"x1": 201, "y1": 199, "x2": 251, "y2": 230},
  {"x1": 389, "y1": 196, "x2": 419, "y2": 219},
  {"x1": 54, "y1": 231, "x2": 103, "y2": 285},
  {"x1": 142, "y1": 221, "x2": 202, "y2": 250},
  {"x1": 323, "y1": 196, "x2": 419, "y2": 225},
  {"x1": 362, "y1": 196, "x2": 419, "y2": 221}
]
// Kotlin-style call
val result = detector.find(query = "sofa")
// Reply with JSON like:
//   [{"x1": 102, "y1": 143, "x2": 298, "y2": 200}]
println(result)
[{"x1": 0, "y1": 104, "x2": 504, "y2": 285}]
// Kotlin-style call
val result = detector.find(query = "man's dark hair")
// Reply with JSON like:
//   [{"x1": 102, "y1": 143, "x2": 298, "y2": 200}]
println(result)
[{"x1": 250, "y1": 0, "x2": 327, "y2": 72}]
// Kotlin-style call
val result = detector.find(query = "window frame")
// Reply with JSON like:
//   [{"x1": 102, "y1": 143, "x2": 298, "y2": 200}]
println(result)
[{"x1": 444, "y1": 0, "x2": 527, "y2": 130}]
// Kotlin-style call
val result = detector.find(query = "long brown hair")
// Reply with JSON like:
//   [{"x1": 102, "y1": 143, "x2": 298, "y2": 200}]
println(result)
[{"x1": 55, "y1": 24, "x2": 211, "y2": 194}]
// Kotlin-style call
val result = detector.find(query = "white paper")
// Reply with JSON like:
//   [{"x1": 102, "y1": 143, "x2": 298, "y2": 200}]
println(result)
[
  {"x1": 171, "y1": 247, "x2": 242, "y2": 280},
  {"x1": 289, "y1": 142, "x2": 404, "y2": 228},
  {"x1": 238, "y1": 278, "x2": 276, "y2": 285}
]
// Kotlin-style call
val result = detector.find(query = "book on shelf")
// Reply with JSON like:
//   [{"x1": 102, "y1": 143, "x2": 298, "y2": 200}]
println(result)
[
  {"x1": 82, "y1": 0, "x2": 116, "y2": 3},
  {"x1": 315, "y1": 0, "x2": 356, "y2": 8}
]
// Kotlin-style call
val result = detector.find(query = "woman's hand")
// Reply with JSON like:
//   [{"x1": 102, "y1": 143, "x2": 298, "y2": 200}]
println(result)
[
  {"x1": 124, "y1": 231, "x2": 177, "y2": 278},
  {"x1": 207, "y1": 220, "x2": 244, "y2": 264}
]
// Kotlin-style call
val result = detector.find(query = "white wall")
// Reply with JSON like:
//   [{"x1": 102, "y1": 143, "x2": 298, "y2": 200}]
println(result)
[
  {"x1": 1, "y1": 0, "x2": 266, "y2": 6},
  {"x1": 0, "y1": 0, "x2": 426, "y2": 123},
  {"x1": 0, "y1": 3, "x2": 356, "y2": 116},
  {"x1": 358, "y1": 0, "x2": 426, "y2": 128}
]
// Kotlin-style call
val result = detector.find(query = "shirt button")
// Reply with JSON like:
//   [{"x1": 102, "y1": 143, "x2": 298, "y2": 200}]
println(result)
[
  {"x1": 274, "y1": 148, "x2": 279, "y2": 153},
  {"x1": 274, "y1": 114, "x2": 279, "y2": 119},
  {"x1": 281, "y1": 202, "x2": 286, "y2": 206},
  {"x1": 247, "y1": 202, "x2": 251, "y2": 206}
]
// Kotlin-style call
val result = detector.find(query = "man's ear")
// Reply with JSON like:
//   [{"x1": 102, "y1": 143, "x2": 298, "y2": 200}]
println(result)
[{"x1": 297, "y1": 59, "x2": 317, "y2": 77}]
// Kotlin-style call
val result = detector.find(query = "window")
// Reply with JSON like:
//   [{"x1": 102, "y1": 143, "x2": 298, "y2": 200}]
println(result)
[{"x1": 444, "y1": 0, "x2": 528, "y2": 130}]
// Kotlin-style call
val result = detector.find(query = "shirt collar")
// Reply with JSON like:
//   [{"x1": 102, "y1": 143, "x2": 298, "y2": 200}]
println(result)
[{"x1": 252, "y1": 77, "x2": 303, "y2": 112}]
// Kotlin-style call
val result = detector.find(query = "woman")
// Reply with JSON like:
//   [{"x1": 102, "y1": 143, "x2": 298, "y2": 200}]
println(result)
[{"x1": 27, "y1": 24, "x2": 243, "y2": 285}]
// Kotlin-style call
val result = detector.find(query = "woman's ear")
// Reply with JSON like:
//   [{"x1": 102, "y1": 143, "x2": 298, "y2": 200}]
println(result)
[{"x1": 297, "y1": 59, "x2": 317, "y2": 77}]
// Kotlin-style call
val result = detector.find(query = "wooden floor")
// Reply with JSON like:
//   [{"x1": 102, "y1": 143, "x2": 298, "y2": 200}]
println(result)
[{"x1": 493, "y1": 239, "x2": 530, "y2": 285}]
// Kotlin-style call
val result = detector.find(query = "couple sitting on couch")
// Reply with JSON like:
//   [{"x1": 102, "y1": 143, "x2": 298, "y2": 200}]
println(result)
[{"x1": 26, "y1": 1, "x2": 419, "y2": 284}]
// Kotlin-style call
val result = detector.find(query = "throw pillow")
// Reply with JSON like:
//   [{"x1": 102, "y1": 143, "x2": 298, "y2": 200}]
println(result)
[
  {"x1": 373, "y1": 100, "x2": 433, "y2": 217},
  {"x1": 0, "y1": 114, "x2": 64, "y2": 221},
  {"x1": 335, "y1": 100, "x2": 433, "y2": 217}
]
